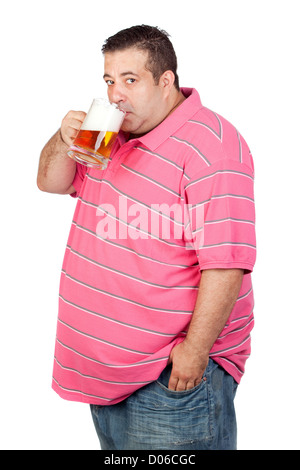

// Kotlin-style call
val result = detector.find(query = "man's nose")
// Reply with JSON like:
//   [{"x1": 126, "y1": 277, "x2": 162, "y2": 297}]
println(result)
[{"x1": 108, "y1": 83, "x2": 126, "y2": 105}]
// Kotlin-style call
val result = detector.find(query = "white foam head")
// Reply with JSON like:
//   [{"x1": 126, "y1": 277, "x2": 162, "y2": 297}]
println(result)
[{"x1": 81, "y1": 98, "x2": 125, "y2": 132}]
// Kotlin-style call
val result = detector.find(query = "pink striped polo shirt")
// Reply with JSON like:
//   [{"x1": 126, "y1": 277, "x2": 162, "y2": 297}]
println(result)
[{"x1": 52, "y1": 88, "x2": 256, "y2": 405}]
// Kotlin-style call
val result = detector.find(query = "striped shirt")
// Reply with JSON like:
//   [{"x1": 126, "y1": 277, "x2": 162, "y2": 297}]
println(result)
[{"x1": 52, "y1": 88, "x2": 256, "y2": 405}]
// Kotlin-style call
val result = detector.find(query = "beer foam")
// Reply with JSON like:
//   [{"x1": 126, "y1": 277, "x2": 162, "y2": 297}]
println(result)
[{"x1": 81, "y1": 99, "x2": 125, "y2": 132}]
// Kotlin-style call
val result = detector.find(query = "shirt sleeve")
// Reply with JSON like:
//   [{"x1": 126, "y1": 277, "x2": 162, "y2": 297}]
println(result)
[
  {"x1": 70, "y1": 163, "x2": 88, "y2": 198},
  {"x1": 184, "y1": 158, "x2": 256, "y2": 273}
]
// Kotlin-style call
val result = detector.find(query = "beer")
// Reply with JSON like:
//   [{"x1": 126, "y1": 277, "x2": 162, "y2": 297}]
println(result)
[
  {"x1": 68, "y1": 98, "x2": 125, "y2": 169},
  {"x1": 73, "y1": 129, "x2": 118, "y2": 161}
]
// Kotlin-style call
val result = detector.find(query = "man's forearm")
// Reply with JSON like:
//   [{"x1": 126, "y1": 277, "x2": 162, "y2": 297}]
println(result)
[
  {"x1": 186, "y1": 268, "x2": 244, "y2": 356},
  {"x1": 168, "y1": 268, "x2": 244, "y2": 391},
  {"x1": 37, "y1": 110, "x2": 86, "y2": 194},
  {"x1": 37, "y1": 129, "x2": 76, "y2": 194}
]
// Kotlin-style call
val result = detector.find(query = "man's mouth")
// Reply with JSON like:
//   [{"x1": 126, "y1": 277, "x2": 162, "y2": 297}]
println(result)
[{"x1": 119, "y1": 106, "x2": 132, "y2": 116}]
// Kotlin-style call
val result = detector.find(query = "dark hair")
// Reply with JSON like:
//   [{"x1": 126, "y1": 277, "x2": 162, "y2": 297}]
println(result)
[{"x1": 102, "y1": 25, "x2": 180, "y2": 91}]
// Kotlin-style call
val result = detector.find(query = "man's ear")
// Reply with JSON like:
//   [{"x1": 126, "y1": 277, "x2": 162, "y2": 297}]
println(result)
[{"x1": 159, "y1": 70, "x2": 175, "y2": 95}]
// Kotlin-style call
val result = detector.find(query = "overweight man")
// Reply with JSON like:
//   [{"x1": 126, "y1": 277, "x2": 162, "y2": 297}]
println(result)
[{"x1": 37, "y1": 25, "x2": 256, "y2": 450}]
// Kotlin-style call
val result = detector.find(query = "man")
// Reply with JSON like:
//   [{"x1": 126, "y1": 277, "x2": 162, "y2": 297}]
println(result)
[{"x1": 37, "y1": 25, "x2": 256, "y2": 450}]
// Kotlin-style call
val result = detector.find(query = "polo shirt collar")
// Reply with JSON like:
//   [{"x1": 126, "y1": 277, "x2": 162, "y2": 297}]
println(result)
[{"x1": 118, "y1": 88, "x2": 202, "y2": 152}]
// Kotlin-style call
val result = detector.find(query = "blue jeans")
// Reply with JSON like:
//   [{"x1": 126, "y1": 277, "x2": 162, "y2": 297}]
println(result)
[{"x1": 90, "y1": 359, "x2": 238, "y2": 450}]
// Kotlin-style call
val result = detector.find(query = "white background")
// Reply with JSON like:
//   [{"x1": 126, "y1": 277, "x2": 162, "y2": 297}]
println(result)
[{"x1": 1, "y1": 0, "x2": 299, "y2": 450}]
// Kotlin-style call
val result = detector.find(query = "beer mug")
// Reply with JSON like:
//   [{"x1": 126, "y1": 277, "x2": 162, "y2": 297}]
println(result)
[{"x1": 67, "y1": 98, "x2": 125, "y2": 169}]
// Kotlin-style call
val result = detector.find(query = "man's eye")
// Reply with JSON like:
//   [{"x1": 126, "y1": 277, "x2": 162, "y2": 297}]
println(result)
[
  {"x1": 106, "y1": 80, "x2": 114, "y2": 86},
  {"x1": 126, "y1": 78, "x2": 136, "y2": 84}
]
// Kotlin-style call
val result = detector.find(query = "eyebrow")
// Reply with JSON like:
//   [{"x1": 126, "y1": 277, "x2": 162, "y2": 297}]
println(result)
[{"x1": 103, "y1": 72, "x2": 140, "y2": 79}]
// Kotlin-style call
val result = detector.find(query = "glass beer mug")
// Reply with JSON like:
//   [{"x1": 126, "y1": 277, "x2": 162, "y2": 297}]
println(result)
[{"x1": 67, "y1": 98, "x2": 125, "y2": 169}]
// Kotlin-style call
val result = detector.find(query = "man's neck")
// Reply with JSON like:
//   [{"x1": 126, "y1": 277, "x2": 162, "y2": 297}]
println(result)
[
  {"x1": 165, "y1": 90, "x2": 186, "y2": 119},
  {"x1": 129, "y1": 90, "x2": 186, "y2": 140}
]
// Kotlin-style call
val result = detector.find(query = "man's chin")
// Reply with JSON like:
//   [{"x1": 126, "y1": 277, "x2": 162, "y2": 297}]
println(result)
[
  {"x1": 121, "y1": 121, "x2": 149, "y2": 137},
  {"x1": 121, "y1": 119, "x2": 134, "y2": 134},
  {"x1": 121, "y1": 123, "x2": 141, "y2": 135}
]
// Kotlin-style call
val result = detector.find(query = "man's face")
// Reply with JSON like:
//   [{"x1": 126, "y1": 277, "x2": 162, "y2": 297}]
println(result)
[{"x1": 104, "y1": 48, "x2": 167, "y2": 136}]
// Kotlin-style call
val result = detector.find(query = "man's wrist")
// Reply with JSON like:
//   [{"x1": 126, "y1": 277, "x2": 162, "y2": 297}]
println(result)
[{"x1": 181, "y1": 336, "x2": 210, "y2": 359}]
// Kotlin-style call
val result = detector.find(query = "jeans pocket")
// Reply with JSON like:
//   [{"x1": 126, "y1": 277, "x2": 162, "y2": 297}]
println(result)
[
  {"x1": 155, "y1": 364, "x2": 206, "y2": 398},
  {"x1": 125, "y1": 362, "x2": 215, "y2": 448}
]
